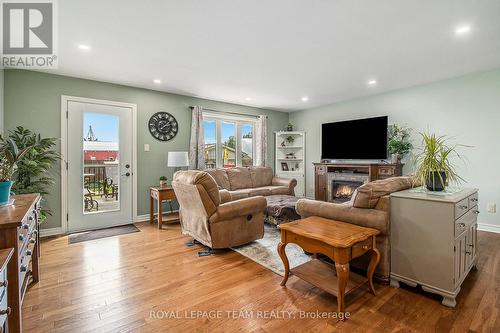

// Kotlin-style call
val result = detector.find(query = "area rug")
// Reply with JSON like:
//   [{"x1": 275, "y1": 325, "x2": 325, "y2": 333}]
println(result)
[
  {"x1": 68, "y1": 224, "x2": 140, "y2": 244},
  {"x1": 231, "y1": 224, "x2": 311, "y2": 276}
]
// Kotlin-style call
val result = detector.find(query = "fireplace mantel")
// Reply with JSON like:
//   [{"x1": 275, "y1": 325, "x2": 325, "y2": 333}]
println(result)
[{"x1": 313, "y1": 162, "x2": 403, "y2": 202}]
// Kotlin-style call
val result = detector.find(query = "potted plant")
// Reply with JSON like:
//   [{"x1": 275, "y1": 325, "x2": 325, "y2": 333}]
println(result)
[
  {"x1": 159, "y1": 176, "x2": 168, "y2": 187},
  {"x1": 414, "y1": 132, "x2": 466, "y2": 191},
  {"x1": 9, "y1": 127, "x2": 60, "y2": 222},
  {"x1": 286, "y1": 123, "x2": 294, "y2": 131},
  {"x1": 0, "y1": 137, "x2": 32, "y2": 205},
  {"x1": 388, "y1": 124, "x2": 413, "y2": 163}
]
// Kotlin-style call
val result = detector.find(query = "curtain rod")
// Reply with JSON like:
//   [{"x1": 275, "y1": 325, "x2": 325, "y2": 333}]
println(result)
[{"x1": 188, "y1": 106, "x2": 266, "y2": 119}]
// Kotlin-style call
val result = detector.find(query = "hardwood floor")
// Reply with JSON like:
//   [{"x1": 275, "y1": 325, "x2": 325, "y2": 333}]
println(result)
[{"x1": 23, "y1": 222, "x2": 500, "y2": 333}]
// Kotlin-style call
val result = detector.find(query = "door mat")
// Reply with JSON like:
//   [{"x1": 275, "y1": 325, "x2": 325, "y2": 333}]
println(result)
[{"x1": 69, "y1": 224, "x2": 140, "y2": 244}]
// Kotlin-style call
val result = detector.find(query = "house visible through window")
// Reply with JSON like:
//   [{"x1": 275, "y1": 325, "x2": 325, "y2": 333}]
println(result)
[{"x1": 203, "y1": 113, "x2": 255, "y2": 169}]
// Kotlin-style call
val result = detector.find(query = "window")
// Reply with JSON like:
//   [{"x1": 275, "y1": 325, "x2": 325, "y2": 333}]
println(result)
[{"x1": 203, "y1": 113, "x2": 255, "y2": 169}]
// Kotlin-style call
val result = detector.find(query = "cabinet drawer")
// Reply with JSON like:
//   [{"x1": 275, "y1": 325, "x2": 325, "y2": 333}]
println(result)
[
  {"x1": 351, "y1": 237, "x2": 373, "y2": 259},
  {"x1": 468, "y1": 192, "x2": 479, "y2": 208},
  {"x1": 455, "y1": 221, "x2": 467, "y2": 237},
  {"x1": 378, "y1": 167, "x2": 395, "y2": 177},
  {"x1": 455, "y1": 198, "x2": 469, "y2": 220},
  {"x1": 316, "y1": 165, "x2": 326, "y2": 175},
  {"x1": 455, "y1": 209, "x2": 478, "y2": 237},
  {"x1": 0, "y1": 285, "x2": 7, "y2": 329}
]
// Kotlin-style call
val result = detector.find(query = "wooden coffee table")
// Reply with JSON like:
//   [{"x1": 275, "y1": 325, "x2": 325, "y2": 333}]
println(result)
[{"x1": 277, "y1": 216, "x2": 381, "y2": 314}]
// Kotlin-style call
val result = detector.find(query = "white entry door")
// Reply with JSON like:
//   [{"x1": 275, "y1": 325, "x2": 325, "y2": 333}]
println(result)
[{"x1": 65, "y1": 99, "x2": 134, "y2": 233}]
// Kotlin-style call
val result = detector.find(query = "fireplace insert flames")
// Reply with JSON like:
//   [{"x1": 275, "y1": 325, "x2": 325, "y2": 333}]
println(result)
[{"x1": 331, "y1": 180, "x2": 364, "y2": 202}]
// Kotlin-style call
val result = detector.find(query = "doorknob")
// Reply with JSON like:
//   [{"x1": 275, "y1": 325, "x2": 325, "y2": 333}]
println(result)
[
  {"x1": 125, "y1": 164, "x2": 130, "y2": 169},
  {"x1": 122, "y1": 172, "x2": 131, "y2": 177}
]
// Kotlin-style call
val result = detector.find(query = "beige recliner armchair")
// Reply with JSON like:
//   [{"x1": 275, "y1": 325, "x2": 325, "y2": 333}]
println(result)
[
  {"x1": 172, "y1": 170, "x2": 267, "y2": 249},
  {"x1": 296, "y1": 176, "x2": 414, "y2": 282}
]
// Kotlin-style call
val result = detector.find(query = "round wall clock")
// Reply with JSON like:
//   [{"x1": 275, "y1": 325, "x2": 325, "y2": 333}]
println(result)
[{"x1": 148, "y1": 112, "x2": 178, "y2": 141}]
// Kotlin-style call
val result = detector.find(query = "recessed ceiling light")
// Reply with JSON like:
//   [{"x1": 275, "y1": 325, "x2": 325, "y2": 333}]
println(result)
[
  {"x1": 153, "y1": 79, "x2": 161, "y2": 84},
  {"x1": 455, "y1": 25, "x2": 472, "y2": 35},
  {"x1": 78, "y1": 44, "x2": 90, "y2": 51},
  {"x1": 301, "y1": 96, "x2": 309, "y2": 102},
  {"x1": 245, "y1": 97, "x2": 252, "y2": 101},
  {"x1": 367, "y1": 79, "x2": 377, "y2": 86}
]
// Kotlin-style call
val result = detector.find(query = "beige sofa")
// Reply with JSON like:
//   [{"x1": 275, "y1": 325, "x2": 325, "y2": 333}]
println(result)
[
  {"x1": 172, "y1": 170, "x2": 267, "y2": 249},
  {"x1": 296, "y1": 176, "x2": 414, "y2": 282},
  {"x1": 205, "y1": 166, "x2": 297, "y2": 201}
]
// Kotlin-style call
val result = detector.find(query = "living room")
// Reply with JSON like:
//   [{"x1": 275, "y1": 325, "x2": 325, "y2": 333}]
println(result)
[{"x1": 0, "y1": 1, "x2": 499, "y2": 332}]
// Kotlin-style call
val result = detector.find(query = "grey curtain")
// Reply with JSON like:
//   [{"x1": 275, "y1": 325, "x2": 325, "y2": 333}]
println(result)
[
  {"x1": 255, "y1": 115, "x2": 268, "y2": 166},
  {"x1": 189, "y1": 106, "x2": 205, "y2": 169}
]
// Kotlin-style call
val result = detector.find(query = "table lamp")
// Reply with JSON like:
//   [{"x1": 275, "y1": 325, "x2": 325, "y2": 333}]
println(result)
[{"x1": 168, "y1": 151, "x2": 189, "y2": 174}]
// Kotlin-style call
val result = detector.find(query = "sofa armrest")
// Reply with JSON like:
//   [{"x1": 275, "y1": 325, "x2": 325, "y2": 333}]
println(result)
[
  {"x1": 296, "y1": 199, "x2": 389, "y2": 235},
  {"x1": 210, "y1": 196, "x2": 267, "y2": 223},
  {"x1": 219, "y1": 189, "x2": 232, "y2": 204},
  {"x1": 272, "y1": 177, "x2": 297, "y2": 195}
]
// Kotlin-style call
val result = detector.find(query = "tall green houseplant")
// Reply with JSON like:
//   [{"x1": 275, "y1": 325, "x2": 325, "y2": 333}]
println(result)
[
  {"x1": 413, "y1": 132, "x2": 466, "y2": 191},
  {"x1": 9, "y1": 127, "x2": 60, "y2": 221}
]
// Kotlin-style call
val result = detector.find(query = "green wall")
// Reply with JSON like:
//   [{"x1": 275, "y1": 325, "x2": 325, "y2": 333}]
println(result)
[
  {"x1": 290, "y1": 68, "x2": 500, "y2": 228},
  {"x1": 4, "y1": 69, "x2": 289, "y2": 229}
]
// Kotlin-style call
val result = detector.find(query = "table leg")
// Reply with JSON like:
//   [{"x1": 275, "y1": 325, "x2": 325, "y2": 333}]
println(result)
[
  {"x1": 367, "y1": 247, "x2": 381, "y2": 295},
  {"x1": 335, "y1": 262, "x2": 349, "y2": 314},
  {"x1": 277, "y1": 242, "x2": 290, "y2": 286},
  {"x1": 158, "y1": 198, "x2": 163, "y2": 229},
  {"x1": 149, "y1": 193, "x2": 154, "y2": 224}
]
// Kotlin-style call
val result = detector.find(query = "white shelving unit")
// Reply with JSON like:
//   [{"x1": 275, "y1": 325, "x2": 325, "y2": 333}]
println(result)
[{"x1": 275, "y1": 131, "x2": 305, "y2": 197}]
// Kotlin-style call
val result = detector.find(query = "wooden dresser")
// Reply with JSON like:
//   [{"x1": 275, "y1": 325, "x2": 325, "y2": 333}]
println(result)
[
  {"x1": 390, "y1": 188, "x2": 479, "y2": 307},
  {"x1": 0, "y1": 194, "x2": 41, "y2": 332}
]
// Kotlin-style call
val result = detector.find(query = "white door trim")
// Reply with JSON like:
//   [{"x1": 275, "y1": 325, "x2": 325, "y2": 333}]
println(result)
[{"x1": 60, "y1": 95, "x2": 138, "y2": 234}]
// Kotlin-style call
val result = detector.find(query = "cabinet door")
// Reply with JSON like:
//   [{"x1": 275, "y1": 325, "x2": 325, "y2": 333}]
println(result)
[
  {"x1": 454, "y1": 232, "x2": 467, "y2": 288},
  {"x1": 469, "y1": 223, "x2": 478, "y2": 263},
  {"x1": 295, "y1": 175, "x2": 305, "y2": 197},
  {"x1": 315, "y1": 166, "x2": 327, "y2": 201}
]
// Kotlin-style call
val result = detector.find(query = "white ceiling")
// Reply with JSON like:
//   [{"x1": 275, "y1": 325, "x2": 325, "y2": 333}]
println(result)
[{"x1": 49, "y1": 0, "x2": 500, "y2": 111}]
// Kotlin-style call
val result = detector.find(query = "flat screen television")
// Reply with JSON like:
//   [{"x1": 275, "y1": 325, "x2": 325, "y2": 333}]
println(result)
[{"x1": 321, "y1": 116, "x2": 388, "y2": 160}]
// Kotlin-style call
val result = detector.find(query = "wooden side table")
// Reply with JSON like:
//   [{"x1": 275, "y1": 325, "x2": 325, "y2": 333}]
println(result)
[
  {"x1": 149, "y1": 186, "x2": 180, "y2": 229},
  {"x1": 277, "y1": 216, "x2": 381, "y2": 314}
]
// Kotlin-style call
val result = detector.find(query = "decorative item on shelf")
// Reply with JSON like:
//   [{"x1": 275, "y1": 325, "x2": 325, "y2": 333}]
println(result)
[
  {"x1": 285, "y1": 152, "x2": 296, "y2": 159},
  {"x1": 285, "y1": 135, "x2": 295, "y2": 145},
  {"x1": 286, "y1": 123, "x2": 294, "y2": 131},
  {"x1": 0, "y1": 136, "x2": 32, "y2": 206},
  {"x1": 159, "y1": 176, "x2": 168, "y2": 187},
  {"x1": 280, "y1": 141, "x2": 286, "y2": 147},
  {"x1": 295, "y1": 163, "x2": 299, "y2": 170},
  {"x1": 414, "y1": 132, "x2": 468, "y2": 191},
  {"x1": 8, "y1": 126, "x2": 60, "y2": 222},
  {"x1": 281, "y1": 162, "x2": 289, "y2": 171},
  {"x1": 388, "y1": 124, "x2": 413, "y2": 163},
  {"x1": 291, "y1": 168, "x2": 295, "y2": 171},
  {"x1": 167, "y1": 151, "x2": 189, "y2": 175}
]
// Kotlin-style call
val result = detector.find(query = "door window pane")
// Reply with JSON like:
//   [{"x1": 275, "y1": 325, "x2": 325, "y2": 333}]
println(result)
[
  {"x1": 222, "y1": 122, "x2": 236, "y2": 168},
  {"x1": 83, "y1": 112, "x2": 120, "y2": 214},
  {"x1": 240, "y1": 124, "x2": 253, "y2": 167},
  {"x1": 203, "y1": 120, "x2": 216, "y2": 169}
]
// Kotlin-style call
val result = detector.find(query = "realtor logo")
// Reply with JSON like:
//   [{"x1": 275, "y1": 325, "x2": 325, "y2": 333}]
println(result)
[{"x1": 1, "y1": 0, "x2": 57, "y2": 68}]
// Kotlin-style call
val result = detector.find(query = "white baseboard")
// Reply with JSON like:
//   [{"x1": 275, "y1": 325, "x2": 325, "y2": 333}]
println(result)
[
  {"x1": 40, "y1": 227, "x2": 63, "y2": 237},
  {"x1": 478, "y1": 223, "x2": 500, "y2": 234},
  {"x1": 40, "y1": 215, "x2": 166, "y2": 236},
  {"x1": 134, "y1": 214, "x2": 150, "y2": 223}
]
